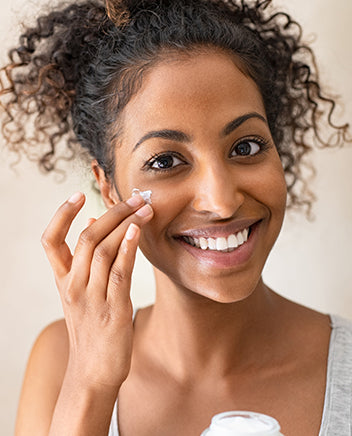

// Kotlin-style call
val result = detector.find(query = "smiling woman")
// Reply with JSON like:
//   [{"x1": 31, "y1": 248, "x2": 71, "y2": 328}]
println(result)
[
  {"x1": 0, "y1": 1, "x2": 351, "y2": 436},
  {"x1": 113, "y1": 50, "x2": 287, "y2": 303}
]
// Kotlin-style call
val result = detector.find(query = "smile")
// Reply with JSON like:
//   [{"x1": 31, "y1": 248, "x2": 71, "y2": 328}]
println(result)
[
  {"x1": 175, "y1": 222, "x2": 260, "y2": 269},
  {"x1": 181, "y1": 228, "x2": 250, "y2": 252}
]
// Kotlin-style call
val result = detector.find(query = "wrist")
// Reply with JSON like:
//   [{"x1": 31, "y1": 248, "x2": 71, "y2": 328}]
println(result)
[
  {"x1": 64, "y1": 361, "x2": 122, "y2": 398},
  {"x1": 49, "y1": 367, "x2": 120, "y2": 436}
]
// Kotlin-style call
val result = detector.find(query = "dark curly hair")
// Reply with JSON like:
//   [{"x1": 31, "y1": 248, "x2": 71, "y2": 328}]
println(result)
[{"x1": 0, "y1": 0, "x2": 349, "y2": 213}]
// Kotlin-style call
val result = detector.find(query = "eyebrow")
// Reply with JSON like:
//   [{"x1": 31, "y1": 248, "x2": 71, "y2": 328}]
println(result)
[{"x1": 132, "y1": 111, "x2": 267, "y2": 152}]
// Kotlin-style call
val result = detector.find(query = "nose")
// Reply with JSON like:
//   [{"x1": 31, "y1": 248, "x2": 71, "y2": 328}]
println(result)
[{"x1": 191, "y1": 164, "x2": 244, "y2": 219}]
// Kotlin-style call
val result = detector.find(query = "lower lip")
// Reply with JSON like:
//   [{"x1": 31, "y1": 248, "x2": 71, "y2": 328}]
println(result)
[{"x1": 175, "y1": 222, "x2": 260, "y2": 269}]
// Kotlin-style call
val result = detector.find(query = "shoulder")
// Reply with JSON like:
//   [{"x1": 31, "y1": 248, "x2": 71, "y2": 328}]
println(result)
[
  {"x1": 30, "y1": 318, "x2": 69, "y2": 383},
  {"x1": 35, "y1": 318, "x2": 69, "y2": 352},
  {"x1": 15, "y1": 319, "x2": 69, "y2": 436}
]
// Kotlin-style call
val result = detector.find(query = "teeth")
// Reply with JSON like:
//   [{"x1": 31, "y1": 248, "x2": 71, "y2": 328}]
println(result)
[
  {"x1": 199, "y1": 237, "x2": 208, "y2": 250},
  {"x1": 208, "y1": 238, "x2": 216, "y2": 250},
  {"x1": 227, "y1": 234, "x2": 238, "y2": 249},
  {"x1": 216, "y1": 237, "x2": 227, "y2": 251},
  {"x1": 183, "y1": 228, "x2": 250, "y2": 252}
]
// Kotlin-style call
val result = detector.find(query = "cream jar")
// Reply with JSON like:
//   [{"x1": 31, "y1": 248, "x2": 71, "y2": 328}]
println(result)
[{"x1": 200, "y1": 411, "x2": 284, "y2": 436}]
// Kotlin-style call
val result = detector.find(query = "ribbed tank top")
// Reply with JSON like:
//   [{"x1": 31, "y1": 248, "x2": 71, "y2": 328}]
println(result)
[{"x1": 108, "y1": 314, "x2": 352, "y2": 436}]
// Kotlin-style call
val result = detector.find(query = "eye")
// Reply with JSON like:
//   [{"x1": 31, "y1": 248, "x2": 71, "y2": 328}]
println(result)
[
  {"x1": 145, "y1": 152, "x2": 185, "y2": 171},
  {"x1": 231, "y1": 140, "x2": 261, "y2": 157}
]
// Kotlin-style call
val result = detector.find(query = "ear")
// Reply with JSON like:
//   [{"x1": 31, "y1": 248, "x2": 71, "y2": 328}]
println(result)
[{"x1": 91, "y1": 160, "x2": 120, "y2": 208}]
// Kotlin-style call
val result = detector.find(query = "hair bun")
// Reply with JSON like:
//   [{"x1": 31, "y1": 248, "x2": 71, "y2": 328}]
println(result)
[
  {"x1": 105, "y1": 0, "x2": 160, "y2": 25},
  {"x1": 105, "y1": 0, "x2": 131, "y2": 26}
]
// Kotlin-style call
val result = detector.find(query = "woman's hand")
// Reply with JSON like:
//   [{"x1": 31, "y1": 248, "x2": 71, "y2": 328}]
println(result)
[{"x1": 41, "y1": 192, "x2": 153, "y2": 393}]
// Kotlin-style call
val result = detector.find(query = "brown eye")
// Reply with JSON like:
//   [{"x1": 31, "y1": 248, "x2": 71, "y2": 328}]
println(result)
[
  {"x1": 148, "y1": 153, "x2": 185, "y2": 171},
  {"x1": 231, "y1": 141, "x2": 260, "y2": 157},
  {"x1": 152, "y1": 155, "x2": 174, "y2": 168}
]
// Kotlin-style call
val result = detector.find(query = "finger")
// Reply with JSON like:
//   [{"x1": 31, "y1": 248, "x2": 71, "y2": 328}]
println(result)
[
  {"x1": 70, "y1": 195, "x2": 146, "y2": 282},
  {"x1": 87, "y1": 204, "x2": 153, "y2": 299},
  {"x1": 87, "y1": 217, "x2": 97, "y2": 227},
  {"x1": 106, "y1": 223, "x2": 140, "y2": 306},
  {"x1": 41, "y1": 192, "x2": 85, "y2": 277}
]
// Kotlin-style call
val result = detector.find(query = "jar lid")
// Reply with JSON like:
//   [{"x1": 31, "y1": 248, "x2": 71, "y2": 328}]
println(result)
[{"x1": 201, "y1": 411, "x2": 282, "y2": 436}]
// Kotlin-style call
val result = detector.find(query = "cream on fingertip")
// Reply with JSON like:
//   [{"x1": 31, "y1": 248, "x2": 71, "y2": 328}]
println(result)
[{"x1": 126, "y1": 194, "x2": 144, "y2": 207}]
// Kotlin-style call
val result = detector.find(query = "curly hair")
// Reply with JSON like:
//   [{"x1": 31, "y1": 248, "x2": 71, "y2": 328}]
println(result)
[{"x1": 0, "y1": 0, "x2": 349, "y2": 213}]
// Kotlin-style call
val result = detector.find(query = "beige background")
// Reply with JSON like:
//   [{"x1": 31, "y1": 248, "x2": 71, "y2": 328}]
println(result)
[{"x1": 1, "y1": 0, "x2": 351, "y2": 434}]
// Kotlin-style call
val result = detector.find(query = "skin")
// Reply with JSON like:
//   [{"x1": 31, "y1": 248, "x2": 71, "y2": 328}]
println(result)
[{"x1": 15, "y1": 49, "x2": 331, "y2": 436}]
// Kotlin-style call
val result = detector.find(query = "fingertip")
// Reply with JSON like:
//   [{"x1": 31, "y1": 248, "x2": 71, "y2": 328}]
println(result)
[
  {"x1": 67, "y1": 191, "x2": 85, "y2": 205},
  {"x1": 135, "y1": 204, "x2": 153, "y2": 218},
  {"x1": 125, "y1": 223, "x2": 140, "y2": 241}
]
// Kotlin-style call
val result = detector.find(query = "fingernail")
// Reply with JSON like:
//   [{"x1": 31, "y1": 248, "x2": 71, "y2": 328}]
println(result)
[
  {"x1": 125, "y1": 223, "x2": 139, "y2": 241},
  {"x1": 68, "y1": 192, "x2": 83, "y2": 204},
  {"x1": 135, "y1": 204, "x2": 153, "y2": 217},
  {"x1": 126, "y1": 195, "x2": 144, "y2": 207}
]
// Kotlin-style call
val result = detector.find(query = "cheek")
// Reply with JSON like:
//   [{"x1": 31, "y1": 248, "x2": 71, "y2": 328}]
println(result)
[
  {"x1": 139, "y1": 190, "x2": 184, "y2": 243},
  {"x1": 250, "y1": 155, "x2": 287, "y2": 213},
  {"x1": 269, "y1": 162, "x2": 287, "y2": 210}
]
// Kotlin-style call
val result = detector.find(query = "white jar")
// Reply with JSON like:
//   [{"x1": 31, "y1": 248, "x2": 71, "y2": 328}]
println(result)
[{"x1": 200, "y1": 411, "x2": 284, "y2": 436}]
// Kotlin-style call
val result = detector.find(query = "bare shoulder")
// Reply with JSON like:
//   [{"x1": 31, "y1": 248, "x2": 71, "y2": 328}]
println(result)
[
  {"x1": 15, "y1": 319, "x2": 69, "y2": 436},
  {"x1": 30, "y1": 318, "x2": 69, "y2": 384}
]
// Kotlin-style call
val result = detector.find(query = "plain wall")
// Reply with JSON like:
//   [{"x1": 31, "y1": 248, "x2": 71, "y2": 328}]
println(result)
[{"x1": 1, "y1": 0, "x2": 351, "y2": 434}]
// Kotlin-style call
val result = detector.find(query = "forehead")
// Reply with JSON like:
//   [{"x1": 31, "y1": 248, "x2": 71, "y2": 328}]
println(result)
[{"x1": 121, "y1": 49, "x2": 266, "y2": 141}]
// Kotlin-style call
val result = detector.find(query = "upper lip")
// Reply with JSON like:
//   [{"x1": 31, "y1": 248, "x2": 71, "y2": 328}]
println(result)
[{"x1": 173, "y1": 218, "x2": 261, "y2": 239}]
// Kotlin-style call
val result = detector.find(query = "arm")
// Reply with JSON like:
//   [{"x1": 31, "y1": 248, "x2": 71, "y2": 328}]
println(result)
[
  {"x1": 15, "y1": 192, "x2": 153, "y2": 435},
  {"x1": 15, "y1": 320, "x2": 69, "y2": 436},
  {"x1": 15, "y1": 320, "x2": 117, "y2": 436}
]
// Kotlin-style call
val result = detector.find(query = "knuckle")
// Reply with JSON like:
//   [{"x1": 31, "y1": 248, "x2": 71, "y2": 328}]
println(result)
[
  {"x1": 40, "y1": 232, "x2": 53, "y2": 250},
  {"x1": 63, "y1": 288, "x2": 81, "y2": 305},
  {"x1": 94, "y1": 244, "x2": 112, "y2": 264},
  {"x1": 78, "y1": 228, "x2": 95, "y2": 247},
  {"x1": 62, "y1": 277, "x2": 82, "y2": 305},
  {"x1": 109, "y1": 266, "x2": 127, "y2": 286},
  {"x1": 96, "y1": 306, "x2": 113, "y2": 325}
]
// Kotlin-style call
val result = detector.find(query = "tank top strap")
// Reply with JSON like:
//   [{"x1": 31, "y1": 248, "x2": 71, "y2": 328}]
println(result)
[{"x1": 319, "y1": 314, "x2": 352, "y2": 436}]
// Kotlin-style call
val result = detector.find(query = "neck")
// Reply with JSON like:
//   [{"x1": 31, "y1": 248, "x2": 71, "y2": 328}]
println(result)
[{"x1": 142, "y1": 271, "x2": 283, "y2": 383}]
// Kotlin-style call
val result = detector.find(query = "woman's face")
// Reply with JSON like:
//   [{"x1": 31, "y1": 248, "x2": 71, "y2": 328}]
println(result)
[{"x1": 112, "y1": 49, "x2": 287, "y2": 303}]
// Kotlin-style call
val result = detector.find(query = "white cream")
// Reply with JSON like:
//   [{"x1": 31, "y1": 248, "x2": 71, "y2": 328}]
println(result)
[
  {"x1": 132, "y1": 188, "x2": 152, "y2": 204},
  {"x1": 201, "y1": 411, "x2": 283, "y2": 436},
  {"x1": 213, "y1": 416, "x2": 270, "y2": 432}
]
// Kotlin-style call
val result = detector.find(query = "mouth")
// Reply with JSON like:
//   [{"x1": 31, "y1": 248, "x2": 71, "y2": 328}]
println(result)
[
  {"x1": 180, "y1": 227, "x2": 250, "y2": 252},
  {"x1": 175, "y1": 222, "x2": 258, "y2": 253},
  {"x1": 173, "y1": 220, "x2": 262, "y2": 269}
]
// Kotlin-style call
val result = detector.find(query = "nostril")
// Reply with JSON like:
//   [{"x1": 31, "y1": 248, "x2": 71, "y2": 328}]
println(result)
[{"x1": 191, "y1": 194, "x2": 244, "y2": 219}]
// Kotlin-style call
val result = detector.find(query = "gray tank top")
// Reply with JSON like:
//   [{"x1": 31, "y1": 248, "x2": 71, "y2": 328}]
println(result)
[{"x1": 108, "y1": 314, "x2": 352, "y2": 436}]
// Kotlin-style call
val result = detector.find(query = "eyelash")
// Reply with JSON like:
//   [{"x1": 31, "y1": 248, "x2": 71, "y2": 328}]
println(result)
[
  {"x1": 231, "y1": 135, "x2": 271, "y2": 157},
  {"x1": 142, "y1": 136, "x2": 271, "y2": 173},
  {"x1": 143, "y1": 150, "x2": 186, "y2": 173}
]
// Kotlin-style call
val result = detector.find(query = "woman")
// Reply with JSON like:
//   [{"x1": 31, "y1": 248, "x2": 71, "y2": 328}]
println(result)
[{"x1": 1, "y1": 0, "x2": 351, "y2": 435}]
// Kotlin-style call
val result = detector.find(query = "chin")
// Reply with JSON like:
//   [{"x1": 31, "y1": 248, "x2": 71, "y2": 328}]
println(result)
[
  {"x1": 175, "y1": 272, "x2": 263, "y2": 305},
  {"x1": 195, "y1": 286, "x2": 257, "y2": 304}
]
